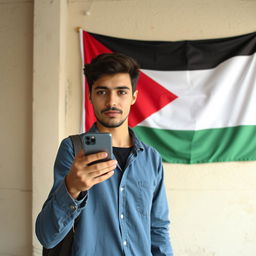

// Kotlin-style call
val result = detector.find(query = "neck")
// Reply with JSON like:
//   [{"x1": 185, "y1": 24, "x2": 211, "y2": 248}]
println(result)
[{"x1": 96, "y1": 121, "x2": 133, "y2": 147}]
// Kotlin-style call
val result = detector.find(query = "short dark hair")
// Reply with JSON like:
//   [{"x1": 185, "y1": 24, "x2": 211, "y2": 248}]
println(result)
[{"x1": 84, "y1": 52, "x2": 140, "y2": 92}]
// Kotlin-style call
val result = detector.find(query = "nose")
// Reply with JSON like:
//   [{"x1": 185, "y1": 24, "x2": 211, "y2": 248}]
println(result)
[{"x1": 105, "y1": 91, "x2": 117, "y2": 107}]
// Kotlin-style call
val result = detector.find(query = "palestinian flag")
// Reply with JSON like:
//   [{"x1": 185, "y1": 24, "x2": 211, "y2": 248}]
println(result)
[{"x1": 80, "y1": 30, "x2": 256, "y2": 164}]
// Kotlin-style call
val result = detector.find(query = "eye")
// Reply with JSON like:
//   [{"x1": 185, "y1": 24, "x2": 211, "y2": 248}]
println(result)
[
  {"x1": 96, "y1": 90, "x2": 107, "y2": 95},
  {"x1": 118, "y1": 90, "x2": 127, "y2": 95}
]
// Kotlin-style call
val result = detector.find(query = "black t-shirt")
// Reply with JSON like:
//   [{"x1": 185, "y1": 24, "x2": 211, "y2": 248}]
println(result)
[{"x1": 113, "y1": 147, "x2": 133, "y2": 171}]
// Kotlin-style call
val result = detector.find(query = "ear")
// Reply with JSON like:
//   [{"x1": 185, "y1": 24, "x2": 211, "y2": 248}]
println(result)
[{"x1": 131, "y1": 90, "x2": 138, "y2": 105}]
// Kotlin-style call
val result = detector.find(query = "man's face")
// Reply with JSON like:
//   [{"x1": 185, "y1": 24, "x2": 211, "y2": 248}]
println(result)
[{"x1": 89, "y1": 73, "x2": 138, "y2": 128}]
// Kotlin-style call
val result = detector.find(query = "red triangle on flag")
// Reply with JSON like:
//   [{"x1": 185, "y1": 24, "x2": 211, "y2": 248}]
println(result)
[
  {"x1": 129, "y1": 72, "x2": 177, "y2": 127},
  {"x1": 82, "y1": 31, "x2": 177, "y2": 130}
]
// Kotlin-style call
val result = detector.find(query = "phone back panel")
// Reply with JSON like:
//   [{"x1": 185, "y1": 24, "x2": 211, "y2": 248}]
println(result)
[{"x1": 81, "y1": 132, "x2": 112, "y2": 160}]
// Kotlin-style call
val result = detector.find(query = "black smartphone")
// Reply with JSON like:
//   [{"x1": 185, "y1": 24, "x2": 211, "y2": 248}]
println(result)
[{"x1": 81, "y1": 133, "x2": 112, "y2": 164}]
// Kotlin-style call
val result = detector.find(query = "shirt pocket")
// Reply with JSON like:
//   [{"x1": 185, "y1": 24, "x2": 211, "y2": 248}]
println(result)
[{"x1": 136, "y1": 181, "x2": 154, "y2": 217}]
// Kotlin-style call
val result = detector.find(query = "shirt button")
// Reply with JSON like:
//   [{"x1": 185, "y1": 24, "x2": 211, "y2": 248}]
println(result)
[
  {"x1": 70, "y1": 205, "x2": 77, "y2": 210},
  {"x1": 120, "y1": 187, "x2": 124, "y2": 192},
  {"x1": 120, "y1": 214, "x2": 124, "y2": 219},
  {"x1": 123, "y1": 240, "x2": 127, "y2": 246}
]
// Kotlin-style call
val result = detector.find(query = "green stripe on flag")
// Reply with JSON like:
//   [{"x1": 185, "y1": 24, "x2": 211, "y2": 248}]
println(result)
[{"x1": 133, "y1": 125, "x2": 256, "y2": 164}]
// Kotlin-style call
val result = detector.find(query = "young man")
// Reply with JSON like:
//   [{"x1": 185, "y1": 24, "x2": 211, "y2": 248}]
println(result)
[{"x1": 36, "y1": 53, "x2": 173, "y2": 255}]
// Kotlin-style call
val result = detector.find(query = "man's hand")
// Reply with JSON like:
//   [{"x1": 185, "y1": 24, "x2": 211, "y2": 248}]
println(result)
[{"x1": 65, "y1": 150, "x2": 117, "y2": 199}]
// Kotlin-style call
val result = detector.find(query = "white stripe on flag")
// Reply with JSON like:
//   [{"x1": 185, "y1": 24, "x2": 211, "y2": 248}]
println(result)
[{"x1": 139, "y1": 54, "x2": 256, "y2": 130}]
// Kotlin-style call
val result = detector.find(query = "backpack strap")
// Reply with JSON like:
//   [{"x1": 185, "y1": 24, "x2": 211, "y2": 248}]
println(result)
[{"x1": 69, "y1": 135, "x2": 83, "y2": 156}]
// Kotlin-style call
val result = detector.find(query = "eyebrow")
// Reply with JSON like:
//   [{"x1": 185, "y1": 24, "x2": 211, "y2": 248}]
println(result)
[{"x1": 94, "y1": 86, "x2": 130, "y2": 90}]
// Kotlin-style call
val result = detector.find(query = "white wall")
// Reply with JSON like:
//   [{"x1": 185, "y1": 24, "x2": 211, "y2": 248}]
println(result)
[
  {"x1": 0, "y1": 0, "x2": 33, "y2": 255},
  {"x1": 1, "y1": 0, "x2": 256, "y2": 255}
]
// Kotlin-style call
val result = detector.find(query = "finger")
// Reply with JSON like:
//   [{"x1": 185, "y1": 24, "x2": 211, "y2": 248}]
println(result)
[
  {"x1": 83, "y1": 152, "x2": 108, "y2": 165},
  {"x1": 87, "y1": 162, "x2": 117, "y2": 178},
  {"x1": 87, "y1": 159, "x2": 117, "y2": 173},
  {"x1": 93, "y1": 170, "x2": 115, "y2": 185}
]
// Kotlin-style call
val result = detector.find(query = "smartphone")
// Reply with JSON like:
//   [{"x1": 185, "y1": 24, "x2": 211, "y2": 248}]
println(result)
[{"x1": 81, "y1": 133, "x2": 112, "y2": 165}]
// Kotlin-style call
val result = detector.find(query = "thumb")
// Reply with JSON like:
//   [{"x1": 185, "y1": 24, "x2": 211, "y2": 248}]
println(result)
[{"x1": 75, "y1": 149, "x2": 85, "y2": 159}]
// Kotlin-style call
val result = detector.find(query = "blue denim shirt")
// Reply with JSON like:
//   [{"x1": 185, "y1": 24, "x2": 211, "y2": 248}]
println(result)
[{"x1": 36, "y1": 125, "x2": 173, "y2": 256}]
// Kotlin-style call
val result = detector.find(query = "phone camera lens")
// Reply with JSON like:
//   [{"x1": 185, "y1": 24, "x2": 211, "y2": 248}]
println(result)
[
  {"x1": 85, "y1": 136, "x2": 91, "y2": 145},
  {"x1": 91, "y1": 136, "x2": 96, "y2": 143}
]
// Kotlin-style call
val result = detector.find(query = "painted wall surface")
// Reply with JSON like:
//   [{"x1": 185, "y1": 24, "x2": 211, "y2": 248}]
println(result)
[
  {"x1": 0, "y1": 0, "x2": 33, "y2": 255},
  {"x1": 1, "y1": 0, "x2": 256, "y2": 256}
]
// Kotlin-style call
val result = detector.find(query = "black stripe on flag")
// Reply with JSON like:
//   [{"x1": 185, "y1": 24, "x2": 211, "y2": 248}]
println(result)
[{"x1": 89, "y1": 31, "x2": 256, "y2": 71}]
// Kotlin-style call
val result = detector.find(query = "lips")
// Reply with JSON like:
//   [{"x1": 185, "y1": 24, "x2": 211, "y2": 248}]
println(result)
[
  {"x1": 103, "y1": 111, "x2": 121, "y2": 117},
  {"x1": 101, "y1": 107, "x2": 123, "y2": 117}
]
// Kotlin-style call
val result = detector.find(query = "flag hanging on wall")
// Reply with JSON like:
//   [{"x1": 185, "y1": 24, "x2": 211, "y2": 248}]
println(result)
[{"x1": 80, "y1": 30, "x2": 256, "y2": 164}]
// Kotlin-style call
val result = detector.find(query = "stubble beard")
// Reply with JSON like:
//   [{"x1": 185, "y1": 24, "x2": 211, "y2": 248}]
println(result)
[{"x1": 96, "y1": 116, "x2": 128, "y2": 128}]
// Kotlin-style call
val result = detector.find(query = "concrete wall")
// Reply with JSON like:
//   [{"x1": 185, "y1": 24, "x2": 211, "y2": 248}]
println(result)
[{"x1": 0, "y1": 0, "x2": 256, "y2": 255}]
